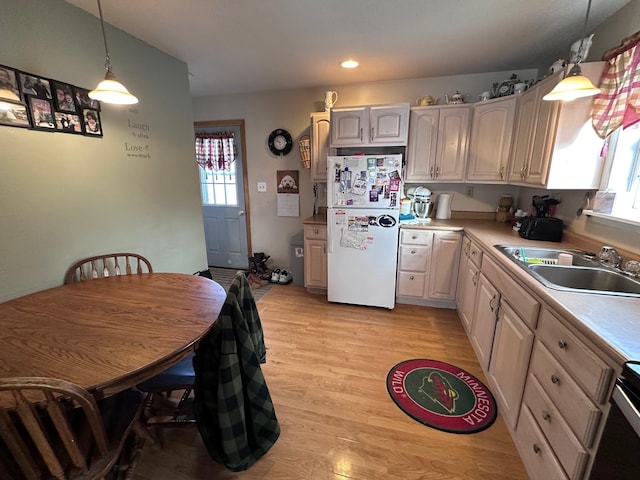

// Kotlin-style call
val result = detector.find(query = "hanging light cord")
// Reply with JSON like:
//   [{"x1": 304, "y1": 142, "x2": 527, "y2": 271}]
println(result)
[
  {"x1": 96, "y1": 0, "x2": 112, "y2": 73},
  {"x1": 575, "y1": 0, "x2": 592, "y2": 64}
]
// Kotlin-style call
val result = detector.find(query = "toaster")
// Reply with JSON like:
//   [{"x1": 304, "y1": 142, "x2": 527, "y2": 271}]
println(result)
[{"x1": 518, "y1": 217, "x2": 563, "y2": 242}]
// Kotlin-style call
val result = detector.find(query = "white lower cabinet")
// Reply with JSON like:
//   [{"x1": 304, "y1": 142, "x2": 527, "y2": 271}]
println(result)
[
  {"x1": 396, "y1": 228, "x2": 461, "y2": 305},
  {"x1": 455, "y1": 241, "x2": 616, "y2": 479},
  {"x1": 455, "y1": 236, "x2": 481, "y2": 333},
  {"x1": 488, "y1": 301, "x2": 534, "y2": 430}
]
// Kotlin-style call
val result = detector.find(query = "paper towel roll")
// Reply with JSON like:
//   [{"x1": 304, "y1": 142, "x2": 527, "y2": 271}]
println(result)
[{"x1": 436, "y1": 193, "x2": 452, "y2": 219}]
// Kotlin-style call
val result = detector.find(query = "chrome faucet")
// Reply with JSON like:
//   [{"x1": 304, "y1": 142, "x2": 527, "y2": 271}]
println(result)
[{"x1": 597, "y1": 246, "x2": 622, "y2": 268}]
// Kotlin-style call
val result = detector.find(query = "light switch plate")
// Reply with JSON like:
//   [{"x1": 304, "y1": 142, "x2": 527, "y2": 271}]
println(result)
[{"x1": 257, "y1": 182, "x2": 267, "y2": 192}]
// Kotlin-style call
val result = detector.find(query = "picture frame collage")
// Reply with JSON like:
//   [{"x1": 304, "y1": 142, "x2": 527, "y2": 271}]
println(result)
[{"x1": 0, "y1": 64, "x2": 102, "y2": 137}]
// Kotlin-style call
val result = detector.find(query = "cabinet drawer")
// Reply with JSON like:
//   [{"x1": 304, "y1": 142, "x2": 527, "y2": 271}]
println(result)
[
  {"x1": 523, "y1": 375, "x2": 589, "y2": 479},
  {"x1": 537, "y1": 308, "x2": 613, "y2": 403},
  {"x1": 482, "y1": 256, "x2": 539, "y2": 329},
  {"x1": 529, "y1": 341, "x2": 601, "y2": 447},
  {"x1": 399, "y1": 229, "x2": 432, "y2": 245},
  {"x1": 304, "y1": 225, "x2": 327, "y2": 240},
  {"x1": 468, "y1": 241, "x2": 483, "y2": 268},
  {"x1": 515, "y1": 404, "x2": 568, "y2": 480},
  {"x1": 398, "y1": 245, "x2": 429, "y2": 271},
  {"x1": 397, "y1": 272, "x2": 426, "y2": 297}
]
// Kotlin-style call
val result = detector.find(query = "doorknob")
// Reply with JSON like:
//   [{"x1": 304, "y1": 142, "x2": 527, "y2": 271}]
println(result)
[{"x1": 238, "y1": 210, "x2": 245, "y2": 216}]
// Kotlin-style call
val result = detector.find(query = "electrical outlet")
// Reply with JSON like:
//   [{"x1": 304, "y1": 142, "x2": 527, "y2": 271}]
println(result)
[
  {"x1": 465, "y1": 187, "x2": 474, "y2": 197},
  {"x1": 257, "y1": 182, "x2": 267, "y2": 192}
]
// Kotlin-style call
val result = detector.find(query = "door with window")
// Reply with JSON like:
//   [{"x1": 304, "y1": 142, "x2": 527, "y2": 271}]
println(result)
[{"x1": 195, "y1": 121, "x2": 250, "y2": 269}]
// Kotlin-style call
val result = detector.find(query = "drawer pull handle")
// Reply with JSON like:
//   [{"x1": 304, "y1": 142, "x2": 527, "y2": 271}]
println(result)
[
  {"x1": 551, "y1": 375, "x2": 560, "y2": 385},
  {"x1": 314, "y1": 229, "x2": 319, "y2": 234},
  {"x1": 412, "y1": 235, "x2": 418, "y2": 240},
  {"x1": 542, "y1": 411, "x2": 551, "y2": 422},
  {"x1": 409, "y1": 275, "x2": 415, "y2": 280},
  {"x1": 411, "y1": 250, "x2": 417, "y2": 254},
  {"x1": 533, "y1": 444, "x2": 541, "y2": 454},
  {"x1": 558, "y1": 340, "x2": 567, "y2": 349}
]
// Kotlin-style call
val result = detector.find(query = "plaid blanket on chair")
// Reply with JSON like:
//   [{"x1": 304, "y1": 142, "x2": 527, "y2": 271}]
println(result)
[{"x1": 193, "y1": 271, "x2": 279, "y2": 471}]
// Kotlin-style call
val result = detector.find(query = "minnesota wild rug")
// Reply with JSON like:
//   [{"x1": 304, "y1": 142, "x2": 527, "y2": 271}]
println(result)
[{"x1": 386, "y1": 359, "x2": 497, "y2": 434}]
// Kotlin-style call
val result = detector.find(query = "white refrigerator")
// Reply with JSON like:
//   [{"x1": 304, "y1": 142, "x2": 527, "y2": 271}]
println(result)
[{"x1": 326, "y1": 154, "x2": 403, "y2": 309}]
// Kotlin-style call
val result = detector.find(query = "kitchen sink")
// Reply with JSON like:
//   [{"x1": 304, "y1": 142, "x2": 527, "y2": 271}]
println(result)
[
  {"x1": 528, "y1": 264, "x2": 640, "y2": 296},
  {"x1": 494, "y1": 245, "x2": 640, "y2": 297}
]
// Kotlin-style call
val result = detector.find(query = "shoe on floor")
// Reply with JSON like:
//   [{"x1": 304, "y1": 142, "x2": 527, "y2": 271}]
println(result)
[
  {"x1": 278, "y1": 270, "x2": 293, "y2": 284},
  {"x1": 270, "y1": 268, "x2": 281, "y2": 283}
]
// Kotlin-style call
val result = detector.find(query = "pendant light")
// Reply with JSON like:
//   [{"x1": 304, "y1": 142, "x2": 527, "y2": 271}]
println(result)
[
  {"x1": 543, "y1": 0, "x2": 601, "y2": 102},
  {"x1": 88, "y1": 0, "x2": 138, "y2": 105}
]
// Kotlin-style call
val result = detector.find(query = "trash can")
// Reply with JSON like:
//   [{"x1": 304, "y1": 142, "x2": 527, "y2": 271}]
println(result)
[{"x1": 289, "y1": 231, "x2": 304, "y2": 286}]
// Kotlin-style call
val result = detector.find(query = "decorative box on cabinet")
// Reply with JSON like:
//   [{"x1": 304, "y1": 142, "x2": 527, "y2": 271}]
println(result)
[
  {"x1": 405, "y1": 104, "x2": 471, "y2": 182},
  {"x1": 466, "y1": 96, "x2": 517, "y2": 183},
  {"x1": 303, "y1": 225, "x2": 327, "y2": 291},
  {"x1": 509, "y1": 62, "x2": 605, "y2": 189},
  {"x1": 310, "y1": 112, "x2": 330, "y2": 182},
  {"x1": 396, "y1": 228, "x2": 461, "y2": 307},
  {"x1": 330, "y1": 103, "x2": 409, "y2": 147}
]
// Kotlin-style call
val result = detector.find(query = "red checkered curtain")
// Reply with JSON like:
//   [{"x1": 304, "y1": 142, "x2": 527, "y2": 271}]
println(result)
[
  {"x1": 195, "y1": 131, "x2": 236, "y2": 171},
  {"x1": 592, "y1": 32, "x2": 640, "y2": 139}
]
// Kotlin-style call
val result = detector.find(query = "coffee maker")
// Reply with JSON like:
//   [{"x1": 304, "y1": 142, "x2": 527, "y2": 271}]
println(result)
[{"x1": 411, "y1": 186, "x2": 433, "y2": 221}]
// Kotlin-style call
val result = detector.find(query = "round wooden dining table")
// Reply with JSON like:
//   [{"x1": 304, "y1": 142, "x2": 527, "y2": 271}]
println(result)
[{"x1": 0, "y1": 273, "x2": 227, "y2": 403}]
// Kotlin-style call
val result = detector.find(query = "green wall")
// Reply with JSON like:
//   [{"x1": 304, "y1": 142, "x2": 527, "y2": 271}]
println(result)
[{"x1": 0, "y1": 0, "x2": 206, "y2": 301}]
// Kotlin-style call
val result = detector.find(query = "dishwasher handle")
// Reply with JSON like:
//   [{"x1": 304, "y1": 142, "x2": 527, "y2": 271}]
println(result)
[{"x1": 612, "y1": 380, "x2": 640, "y2": 438}]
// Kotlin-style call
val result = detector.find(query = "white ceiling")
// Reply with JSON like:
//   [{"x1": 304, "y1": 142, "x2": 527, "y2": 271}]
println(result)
[{"x1": 65, "y1": 0, "x2": 630, "y2": 97}]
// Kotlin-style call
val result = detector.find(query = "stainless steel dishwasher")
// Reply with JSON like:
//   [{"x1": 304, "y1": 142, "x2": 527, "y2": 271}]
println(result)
[{"x1": 589, "y1": 361, "x2": 640, "y2": 479}]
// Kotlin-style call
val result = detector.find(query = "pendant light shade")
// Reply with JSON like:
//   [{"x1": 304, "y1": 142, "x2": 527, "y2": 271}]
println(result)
[
  {"x1": 542, "y1": 64, "x2": 601, "y2": 101},
  {"x1": 88, "y1": 0, "x2": 138, "y2": 105},
  {"x1": 543, "y1": 0, "x2": 600, "y2": 102}
]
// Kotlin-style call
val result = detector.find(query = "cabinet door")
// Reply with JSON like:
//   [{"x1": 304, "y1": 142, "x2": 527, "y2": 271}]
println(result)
[
  {"x1": 434, "y1": 106, "x2": 470, "y2": 181},
  {"x1": 406, "y1": 107, "x2": 439, "y2": 182},
  {"x1": 304, "y1": 239, "x2": 327, "y2": 288},
  {"x1": 458, "y1": 257, "x2": 479, "y2": 333},
  {"x1": 455, "y1": 236, "x2": 470, "y2": 307},
  {"x1": 525, "y1": 79, "x2": 560, "y2": 187},
  {"x1": 488, "y1": 302, "x2": 534, "y2": 429},
  {"x1": 427, "y1": 232, "x2": 461, "y2": 300},
  {"x1": 466, "y1": 97, "x2": 517, "y2": 183},
  {"x1": 330, "y1": 107, "x2": 367, "y2": 146},
  {"x1": 369, "y1": 104, "x2": 409, "y2": 145},
  {"x1": 509, "y1": 89, "x2": 538, "y2": 183},
  {"x1": 470, "y1": 273, "x2": 499, "y2": 371},
  {"x1": 310, "y1": 112, "x2": 330, "y2": 182}
]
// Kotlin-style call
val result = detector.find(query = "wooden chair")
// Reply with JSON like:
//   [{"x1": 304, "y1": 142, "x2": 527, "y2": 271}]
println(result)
[
  {"x1": 0, "y1": 377, "x2": 144, "y2": 480},
  {"x1": 64, "y1": 253, "x2": 153, "y2": 284}
]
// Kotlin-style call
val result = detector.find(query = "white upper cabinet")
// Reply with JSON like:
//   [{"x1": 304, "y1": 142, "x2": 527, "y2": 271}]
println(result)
[
  {"x1": 509, "y1": 62, "x2": 606, "y2": 189},
  {"x1": 466, "y1": 96, "x2": 517, "y2": 183},
  {"x1": 310, "y1": 112, "x2": 330, "y2": 182},
  {"x1": 330, "y1": 103, "x2": 409, "y2": 147},
  {"x1": 406, "y1": 105, "x2": 471, "y2": 183}
]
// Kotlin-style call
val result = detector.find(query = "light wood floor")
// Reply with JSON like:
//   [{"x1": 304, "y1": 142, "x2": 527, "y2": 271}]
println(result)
[{"x1": 134, "y1": 285, "x2": 528, "y2": 480}]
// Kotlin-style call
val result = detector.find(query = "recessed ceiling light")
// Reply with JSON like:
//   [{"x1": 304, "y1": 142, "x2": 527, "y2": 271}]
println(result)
[{"x1": 341, "y1": 59, "x2": 359, "y2": 69}]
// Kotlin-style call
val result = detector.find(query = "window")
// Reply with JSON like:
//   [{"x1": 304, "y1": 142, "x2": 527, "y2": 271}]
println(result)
[
  {"x1": 601, "y1": 121, "x2": 640, "y2": 222},
  {"x1": 199, "y1": 164, "x2": 238, "y2": 206}
]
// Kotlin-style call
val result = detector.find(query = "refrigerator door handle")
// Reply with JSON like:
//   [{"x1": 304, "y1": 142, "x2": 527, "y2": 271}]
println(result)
[{"x1": 327, "y1": 214, "x2": 334, "y2": 254}]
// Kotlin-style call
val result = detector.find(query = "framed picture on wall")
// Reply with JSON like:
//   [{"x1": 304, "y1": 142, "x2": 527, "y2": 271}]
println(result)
[
  {"x1": 54, "y1": 111, "x2": 82, "y2": 133},
  {"x1": 51, "y1": 80, "x2": 77, "y2": 113},
  {"x1": 28, "y1": 96, "x2": 55, "y2": 129},
  {"x1": 74, "y1": 86, "x2": 100, "y2": 110},
  {"x1": 0, "y1": 101, "x2": 30, "y2": 128},
  {"x1": 81, "y1": 108, "x2": 102, "y2": 136},
  {"x1": 0, "y1": 65, "x2": 22, "y2": 103},
  {"x1": 18, "y1": 72, "x2": 52, "y2": 99}
]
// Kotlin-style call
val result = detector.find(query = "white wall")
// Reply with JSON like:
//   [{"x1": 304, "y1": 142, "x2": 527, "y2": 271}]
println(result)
[{"x1": 0, "y1": 0, "x2": 207, "y2": 301}]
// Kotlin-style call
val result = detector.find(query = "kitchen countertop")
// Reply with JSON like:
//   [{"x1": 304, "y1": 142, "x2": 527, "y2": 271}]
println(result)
[
  {"x1": 304, "y1": 213, "x2": 639, "y2": 365},
  {"x1": 403, "y1": 219, "x2": 640, "y2": 366}
]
